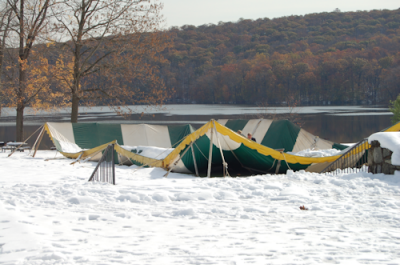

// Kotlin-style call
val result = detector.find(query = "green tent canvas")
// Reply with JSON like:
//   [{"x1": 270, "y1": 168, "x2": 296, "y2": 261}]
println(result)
[
  {"x1": 43, "y1": 120, "x2": 368, "y2": 175},
  {"x1": 162, "y1": 120, "x2": 348, "y2": 175}
]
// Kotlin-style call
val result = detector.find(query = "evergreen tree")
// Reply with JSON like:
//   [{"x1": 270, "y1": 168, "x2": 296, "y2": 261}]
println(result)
[{"x1": 389, "y1": 95, "x2": 400, "y2": 124}]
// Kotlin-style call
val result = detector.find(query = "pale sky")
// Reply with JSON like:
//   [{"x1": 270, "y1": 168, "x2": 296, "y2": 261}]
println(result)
[{"x1": 162, "y1": 0, "x2": 399, "y2": 28}]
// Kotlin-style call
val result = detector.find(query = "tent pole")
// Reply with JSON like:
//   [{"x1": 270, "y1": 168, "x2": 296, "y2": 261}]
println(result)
[
  {"x1": 207, "y1": 123, "x2": 214, "y2": 178},
  {"x1": 70, "y1": 152, "x2": 84, "y2": 165},
  {"x1": 32, "y1": 126, "x2": 45, "y2": 158},
  {"x1": 213, "y1": 121, "x2": 229, "y2": 177},
  {"x1": 30, "y1": 127, "x2": 42, "y2": 153},
  {"x1": 190, "y1": 142, "x2": 199, "y2": 177}
]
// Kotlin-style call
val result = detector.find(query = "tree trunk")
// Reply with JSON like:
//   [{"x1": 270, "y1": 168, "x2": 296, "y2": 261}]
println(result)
[
  {"x1": 15, "y1": 0, "x2": 25, "y2": 142},
  {"x1": 16, "y1": 104, "x2": 24, "y2": 141},
  {"x1": 71, "y1": 93, "x2": 79, "y2": 123}
]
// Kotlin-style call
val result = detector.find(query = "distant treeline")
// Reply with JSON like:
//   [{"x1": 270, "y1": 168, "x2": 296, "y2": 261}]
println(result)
[{"x1": 157, "y1": 8, "x2": 400, "y2": 105}]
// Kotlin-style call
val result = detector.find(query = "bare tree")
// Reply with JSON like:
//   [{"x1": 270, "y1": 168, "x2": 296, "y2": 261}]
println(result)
[
  {"x1": 50, "y1": 0, "x2": 168, "y2": 123},
  {"x1": 3, "y1": 0, "x2": 54, "y2": 141}
]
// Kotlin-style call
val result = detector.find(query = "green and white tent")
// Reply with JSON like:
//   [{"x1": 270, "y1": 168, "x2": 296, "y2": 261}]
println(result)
[
  {"x1": 43, "y1": 119, "x2": 363, "y2": 175},
  {"x1": 162, "y1": 120, "x2": 350, "y2": 175}
]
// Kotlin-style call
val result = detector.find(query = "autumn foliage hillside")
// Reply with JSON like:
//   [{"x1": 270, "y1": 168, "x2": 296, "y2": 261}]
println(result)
[{"x1": 159, "y1": 8, "x2": 400, "y2": 105}]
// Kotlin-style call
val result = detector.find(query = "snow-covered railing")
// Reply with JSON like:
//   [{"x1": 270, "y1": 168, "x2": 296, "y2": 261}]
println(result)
[
  {"x1": 88, "y1": 144, "x2": 116, "y2": 185},
  {"x1": 320, "y1": 138, "x2": 369, "y2": 174}
]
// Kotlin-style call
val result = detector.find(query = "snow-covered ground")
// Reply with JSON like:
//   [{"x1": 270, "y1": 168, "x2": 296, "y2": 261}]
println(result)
[{"x1": 1, "y1": 151, "x2": 400, "y2": 264}]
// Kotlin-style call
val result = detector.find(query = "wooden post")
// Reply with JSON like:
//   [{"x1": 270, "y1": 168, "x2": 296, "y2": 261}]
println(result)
[{"x1": 207, "y1": 124, "x2": 214, "y2": 178}]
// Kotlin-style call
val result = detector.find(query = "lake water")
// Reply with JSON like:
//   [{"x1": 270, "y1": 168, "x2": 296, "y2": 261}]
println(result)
[{"x1": 0, "y1": 105, "x2": 393, "y2": 149}]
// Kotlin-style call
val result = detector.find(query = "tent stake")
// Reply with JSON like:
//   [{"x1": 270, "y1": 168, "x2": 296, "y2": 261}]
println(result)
[
  {"x1": 190, "y1": 142, "x2": 199, "y2": 177},
  {"x1": 207, "y1": 123, "x2": 214, "y2": 178}
]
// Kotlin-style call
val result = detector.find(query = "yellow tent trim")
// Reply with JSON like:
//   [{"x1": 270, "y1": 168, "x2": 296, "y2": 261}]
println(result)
[
  {"x1": 384, "y1": 122, "x2": 400, "y2": 132},
  {"x1": 61, "y1": 140, "x2": 117, "y2": 159},
  {"x1": 163, "y1": 121, "x2": 214, "y2": 167}
]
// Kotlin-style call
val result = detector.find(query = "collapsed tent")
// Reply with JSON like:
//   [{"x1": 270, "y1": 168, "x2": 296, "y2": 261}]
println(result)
[
  {"x1": 164, "y1": 120, "x2": 400, "y2": 175},
  {"x1": 43, "y1": 119, "x2": 400, "y2": 176},
  {"x1": 162, "y1": 120, "x2": 346, "y2": 175},
  {"x1": 44, "y1": 122, "x2": 195, "y2": 166}
]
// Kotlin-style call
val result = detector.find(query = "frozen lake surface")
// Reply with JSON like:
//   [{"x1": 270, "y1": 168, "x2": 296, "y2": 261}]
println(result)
[
  {"x1": 0, "y1": 104, "x2": 392, "y2": 122},
  {"x1": 0, "y1": 104, "x2": 393, "y2": 146}
]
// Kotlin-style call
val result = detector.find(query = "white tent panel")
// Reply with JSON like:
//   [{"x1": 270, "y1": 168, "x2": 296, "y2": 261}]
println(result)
[
  {"x1": 47, "y1": 122, "x2": 75, "y2": 143},
  {"x1": 218, "y1": 119, "x2": 229, "y2": 126},
  {"x1": 253, "y1": 119, "x2": 273, "y2": 144},
  {"x1": 205, "y1": 129, "x2": 241, "y2": 151},
  {"x1": 241, "y1": 120, "x2": 261, "y2": 142},
  {"x1": 292, "y1": 129, "x2": 334, "y2": 153},
  {"x1": 121, "y1": 124, "x2": 172, "y2": 148},
  {"x1": 241, "y1": 119, "x2": 273, "y2": 144}
]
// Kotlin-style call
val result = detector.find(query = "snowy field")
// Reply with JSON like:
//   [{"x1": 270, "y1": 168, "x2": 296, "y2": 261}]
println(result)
[{"x1": 1, "y1": 151, "x2": 400, "y2": 264}]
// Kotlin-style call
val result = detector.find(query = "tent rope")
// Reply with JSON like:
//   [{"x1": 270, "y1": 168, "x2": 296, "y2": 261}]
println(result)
[
  {"x1": 220, "y1": 130, "x2": 255, "y2": 175},
  {"x1": 267, "y1": 159, "x2": 277, "y2": 172},
  {"x1": 194, "y1": 142, "x2": 209, "y2": 160},
  {"x1": 29, "y1": 126, "x2": 45, "y2": 156},
  {"x1": 171, "y1": 129, "x2": 191, "y2": 148},
  {"x1": 281, "y1": 152, "x2": 293, "y2": 171}
]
